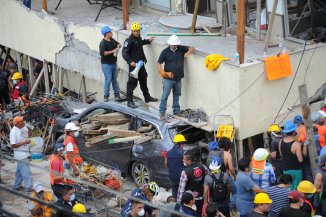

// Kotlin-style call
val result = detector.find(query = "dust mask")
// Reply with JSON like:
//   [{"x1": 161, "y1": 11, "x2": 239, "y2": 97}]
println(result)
[{"x1": 137, "y1": 209, "x2": 145, "y2": 216}]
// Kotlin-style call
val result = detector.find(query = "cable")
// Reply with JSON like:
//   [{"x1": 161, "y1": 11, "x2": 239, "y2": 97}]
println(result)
[{"x1": 0, "y1": 154, "x2": 193, "y2": 217}]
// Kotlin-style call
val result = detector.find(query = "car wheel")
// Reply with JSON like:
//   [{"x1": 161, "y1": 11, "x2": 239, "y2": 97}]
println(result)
[{"x1": 131, "y1": 161, "x2": 152, "y2": 187}]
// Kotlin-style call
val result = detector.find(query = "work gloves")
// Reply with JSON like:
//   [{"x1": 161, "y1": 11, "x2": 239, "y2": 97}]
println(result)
[{"x1": 159, "y1": 69, "x2": 174, "y2": 79}]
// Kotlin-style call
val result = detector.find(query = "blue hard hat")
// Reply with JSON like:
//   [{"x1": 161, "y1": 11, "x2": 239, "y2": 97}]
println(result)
[
  {"x1": 101, "y1": 26, "x2": 112, "y2": 36},
  {"x1": 294, "y1": 115, "x2": 303, "y2": 124},
  {"x1": 53, "y1": 143, "x2": 64, "y2": 153},
  {"x1": 283, "y1": 120, "x2": 297, "y2": 133}
]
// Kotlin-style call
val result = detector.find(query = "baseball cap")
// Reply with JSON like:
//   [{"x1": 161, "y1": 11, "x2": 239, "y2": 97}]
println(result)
[
  {"x1": 288, "y1": 190, "x2": 303, "y2": 200},
  {"x1": 53, "y1": 143, "x2": 64, "y2": 153},
  {"x1": 33, "y1": 182, "x2": 44, "y2": 193},
  {"x1": 13, "y1": 116, "x2": 24, "y2": 125}
]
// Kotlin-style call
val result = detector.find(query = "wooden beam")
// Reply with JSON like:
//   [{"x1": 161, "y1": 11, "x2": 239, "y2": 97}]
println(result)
[
  {"x1": 58, "y1": 67, "x2": 63, "y2": 93},
  {"x1": 41, "y1": 0, "x2": 48, "y2": 13},
  {"x1": 298, "y1": 84, "x2": 318, "y2": 179},
  {"x1": 122, "y1": 0, "x2": 129, "y2": 30},
  {"x1": 190, "y1": 0, "x2": 200, "y2": 33},
  {"x1": 43, "y1": 61, "x2": 50, "y2": 94},
  {"x1": 29, "y1": 68, "x2": 44, "y2": 96},
  {"x1": 237, "y1": 139, "x2": 244, "y2": 160},
  {"x1": 222, "y1": 0, "x2": 227, "y2": 37},
  {"x1": 237, "y1": 0, "x2": 246, "y2": 64},
  {"x1": 256, "y1": 0, "x2": 261, "y2": 40},
  {"x1": 16, "y1": 51, "x2": 22, "y2": 73},
  {"x1": 82, "y1": 75, "x2": 87, "y2": 103},
  {"x1": 108, "y1": 130, "x2": 141, "y2": 138},
  {"x1": 52, "y1": 64, "x2": 57, "y2": 90},
  {"x1": 108, "y1": 136, "x2": 142, "y2": 144},
  {"x1": 264, "y1": 0, "x2": 279, "y2": 52},
  {"x1": 27, "y1": 56, "x2": 35, "y2": 87}
]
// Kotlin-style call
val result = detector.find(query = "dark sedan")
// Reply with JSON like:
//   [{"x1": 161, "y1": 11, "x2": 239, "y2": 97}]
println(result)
[{"x1": 52, "y1": 101, "x2": 211, "y2": 188}]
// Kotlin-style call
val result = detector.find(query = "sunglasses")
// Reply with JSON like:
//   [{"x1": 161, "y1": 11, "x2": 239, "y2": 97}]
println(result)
[{"x1": 56, "y1": 147, "x2": 64, "y2": 152}]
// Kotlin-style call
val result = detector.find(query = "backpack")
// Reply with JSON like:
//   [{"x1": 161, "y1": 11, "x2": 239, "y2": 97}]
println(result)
[{"x1": 210, "y1": 173, "x2": 228, "y2": 203}]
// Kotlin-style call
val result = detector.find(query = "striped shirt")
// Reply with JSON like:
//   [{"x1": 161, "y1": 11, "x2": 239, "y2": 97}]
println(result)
[
  {"x1": 266, "y1": 185, "x2": 291, "y2": 215},
  {"x1": 250, "y1": 163, "x2": 276, "y2": 189}
]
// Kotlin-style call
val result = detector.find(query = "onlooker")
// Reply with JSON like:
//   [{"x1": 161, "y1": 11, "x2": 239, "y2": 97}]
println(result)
[
  {"x1": 99, "y1": 25, "x2": 121, "y2": 102},
  {"x1": 125, "y1": 200, "x2": 146, "y2": 217},
  {"x1": 50, "y1": 143, "x2": 66, "y2": 198},
  {"x1": 279, "y1": 120, "x2": 306, "y2": 190},
  {"x1": 314, "y1": 154, "x2": 326, "y2": 216},
  {"x1": 64, "y1": 122, "x2": 83, "y2": 176},
  {"x1": 266, "y1": 174, "x2": 292, "y2": 217},
  {"x1": 294, "y1": 115, "x2": 307, "y2": 143},
  {"x1": 236, "y1": 158, "x2": 265, "y2": 217},
  {"x1": 120, "y1": 181, "x2": 159, "y2": 217},
  {"x1": 279, "y1": 190, "x2": 309, "y2": 217},
  {"x1": 250, "y1": 148, "x2": 276, "y2": 189},
  {"x1": 297, "y1": 180, "x2": 316, "y2": 216},
  {"x1": 11, "y1": 72, "x2": 28, "y2": 102},
  {"x1": 267, "y1": 124, "x2": 283, "y2": 177},
  {"x1": 160, "y1": 196, "x2": 177, "y2": 217},
  {"x1": 0, "y1": 60, "x2": 11, "y2": 108},
  {"x1": 27, "y1": 182, "x2": 56, "y2": 217},
  {"x1": 166, "y1": 134, "x2": 186, "y2": 197},
  {"x1": 54, "y1": 185, "x2": 78, "y2": 217},
  {"x1": 10, "y1": 116, "x2": 33, "y2": 193},
  {"x1": 204, "y1": 156, "x2": 230, "y2": 217},
  {"x1": 177, "y1": 150, "x2": 209, "y2": 217},
  {"x1": 247, "y1": 193, "x2": 272, "y2": 217},
  {"x1": 172, "y1": 191, "x2": 197, "y2": 217},
  {"x1": 157, "y1": 35, "x2": 194, "y2": 118},
  {"x1": 122, "y1": 21, "x2": 157, "y2": 109}
]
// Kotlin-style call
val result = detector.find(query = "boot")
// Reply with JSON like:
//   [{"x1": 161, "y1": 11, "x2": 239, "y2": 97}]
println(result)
[
  {"x1": 104, "y1": 96, "x2": 109, "y2": 102},
  {"x1": 145, "y1": 96, "x2": 158, "y2": 103},
  {"x1": 127, "y1": 101, "x2": 137, "y2": 109}
]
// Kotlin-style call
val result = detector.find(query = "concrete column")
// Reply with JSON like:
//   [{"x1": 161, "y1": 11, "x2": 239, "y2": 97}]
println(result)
[
  {"x1": 16, "y1": 51, "x2": 22, "y2": 73},
  {"x1": 43, "y1": 61, "x2": 50, "y2": 94},
  {"x1": 27, "y1": 56, "x2": 35, "y2": 87},
  {"x1": 237, "y1": 139, "x2": 243, "y2": 160}
]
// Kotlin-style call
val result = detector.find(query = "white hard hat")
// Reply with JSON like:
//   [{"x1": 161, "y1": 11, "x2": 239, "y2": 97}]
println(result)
[
  {"x1": 167, "y1": 35, "x2": 181, "y2": 45},
  {"x1": 65, "y1": 122, "x2": 80, "y2": 131},
  {"x1": 253, "y1": 148, "x2": 269, "y2": 161}
]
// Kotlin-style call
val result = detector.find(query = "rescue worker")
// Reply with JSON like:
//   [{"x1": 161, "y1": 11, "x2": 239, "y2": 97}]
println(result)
[
  {"x1": 177, "y1": 150, "x2": 209, "y2": 217},
  {"x1": 313, "y1": 110, "x2": 326, "y2": 148},
  {"x1": 125, "y1": 200, "x2": 145, "y2": 217},
  {"x1": 157, "y1": 35, "x2": 194, "y2": 118},
  {"x1": 122, "y1": 21, "x2": 158, "y2": 109},
  {"x1": 297, "y1": 180, "x2": 316, "y2": 216},
  {"x1": 55, "y1": 185, "x2": 78, "y2": 217},
  {"x1": 267, "y1": 124, "x2": 283, "y2": 177},
  {"x1": 120, "y1": 181, "x2": 159, "y2": 217},
  {"x1": 294, "y1": 115, "x2": 307, "y2": 143},
  {"x1": 204, "y1": 156, "x2": 230, "y2": 217},
  {"x1": 172, "y1": 191, "x2": 197, "y2": 217},
  {"x1": 314, "y1": 154, "x2": 326, "y2": 216},
  {"x1": 11, "y1": 72, "x2": 28, "y2": 102},
  {"x1": 10, "y1": 116, "x2": 33, "y2": 193},
  {"x1": 247, "y1": 193, "x2": 272, "y2": 217},
  {"x1": 166, "y1": 134, "x2": 186, "y2": 198},
  {"x1": 99, "y1": 25, "x2": 121, "y2": 102},
  {"x1": 27, "y1": 182, "x2": 55, "y2": 217},
  {"x1": 279, "y1": 190, "x2": 310, "y2": 217},
  {"x1": 64, "y1": 122, "x2": 82, "y2": 176},
  {"x1": 279, "y1": 120, "x2": 307, "y2": 190},
  {"x1": 50, "y1": 143, "x2": 66, "y2": 198}
]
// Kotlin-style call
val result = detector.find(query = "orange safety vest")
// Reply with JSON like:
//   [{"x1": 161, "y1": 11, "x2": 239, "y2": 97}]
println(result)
[
  {"x1": 49, "y1": 154, "x2": 64, "y2": 185},
  {"x1": 64, "y1": 135, "x2": 83, "y2": 167},
  {"x1": 31, "y1": 191, "x2": 54, "y2": 217},
  {"x1": 296, "y1": 125, "x2": 307, "y2": 143},
  {"x1": 317, "y1": 124, "x2": 326, "y2": 147}
]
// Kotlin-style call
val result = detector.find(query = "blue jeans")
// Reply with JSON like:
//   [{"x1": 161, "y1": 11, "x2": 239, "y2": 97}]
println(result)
[
  {"x1": 23, "y1": 0, "x2": 31, "y2": 8},
  {"x1": 13, "y1": 159, "x2": 33, "y2": 192},
  {"x1": 159, "y1": 79, "x2": 181, "y2": 114},
  {"x1": 228, "y1": 176, "x2": 237, "y2": 209},
  {"x1": 101, "y1": 63, "x2": 119, "y2": 97}
]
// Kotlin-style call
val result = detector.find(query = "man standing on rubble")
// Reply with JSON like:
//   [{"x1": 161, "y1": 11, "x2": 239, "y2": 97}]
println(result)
[
  {"x1": 64, "y1": 122, "x2": 83, "y2": 176},
  {"x1": 157, "y1": 35, "x2": 194, "y2": 118},
  {"x1": 10, "y1": 116, "x2": 33, "y2": 193},
  {"x1": 122, "y1": 21, "x2": 158, "y2": 109},
  {"x1": 99, "y1": 25, "x2": 121, "y2": 102}
]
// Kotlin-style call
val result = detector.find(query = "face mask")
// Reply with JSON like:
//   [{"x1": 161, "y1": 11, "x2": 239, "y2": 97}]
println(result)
[
  {"x1": 74, "y1": 131, "x2": 79, "y2": 138},
  {"x1": 306, "y1": 194, "x2": 313, "y2": 199},
  {"x1": 191, "y1": 204, "x2": 197, "y2": 211},
  {"x1": 13, "y1": 80, "x2": 18, "y2": 85},
  {"x1": 69, "y1": 194, "x2": 75, "y2": 201},
  {"x1": 183, "y1": 162, "x2": 187, "y2": 167},
  {"x1": 61, "y1": 151, "x2": 66, "y2": 156},
  {"x1": 137, "y1": 209, "x2": 145, "y2": 216}
]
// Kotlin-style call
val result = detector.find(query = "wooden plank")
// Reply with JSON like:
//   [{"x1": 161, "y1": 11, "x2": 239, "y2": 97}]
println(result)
[
  {"x1": 81, "y1": 123, "x2": 98, "y2": 130},
  {"x1": 95, "y1": 112, "x2": 127, "y2": 120},
  {"x1": 134, "y1": 136, "x2": 152, "y2": 144},
  {"x1": 237, "y1": 0, "x2": 246, "y2": 64},
  {"x1": 122, "y1": 0, "x2": 129, "y2": 30},
  {"x1": 108, "y1": 130, "x2": 141, "y2": 138},
  {"x1": 43, "y1": 61, "x2": 50, "y2": 94},
  {"x1": 83, "y1": 130, "x2": 106, "y2": 135},
  {"x1": 91, "y1": 121, "x2": 101, "y2": 127},
  {"x1": 107, "y1": 136, "x2": 142, "y2": 144},
  {"x1": 98, "y1": 118, "x2": 130, "y2": 125},
  {"x1": 190, "y1": 0, "x2": 200, "y2": 33},
  {"x1": 88, "y1": 134, "x2": 115, "y2": 144}
]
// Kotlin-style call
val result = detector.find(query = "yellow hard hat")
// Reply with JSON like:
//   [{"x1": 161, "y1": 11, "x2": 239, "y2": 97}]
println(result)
[
  {"x1": 254, "y1": 193, "x2": 273, "y2": 204},
  {"x1": 130, "y1": 22, "x2": 141, "y2": 31},
  {"x1": 72, "y1": 203, "x2": 87, "y2": 213},
  {"x1": 267, "y1": 124, "x2": 281, "y2": 133},
  {"x1": 173, "y1": 134, "x2": 186, "y2": 143},
  {"x1": 12, "y1": 72, "x2": 23, "y2": 80},
  {"x1": 297, "y1": 181, "x2": 316, "y2": 194}
]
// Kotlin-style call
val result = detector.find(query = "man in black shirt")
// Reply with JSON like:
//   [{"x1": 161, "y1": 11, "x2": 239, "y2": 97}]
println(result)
[
  {"x1": 122, "y1": 22, "x2": 157, "y2": 109},
  {"x1": 54, "y1": 185, "x2": 78, "y2": 217},
  {"x1": 157, "y1": 35, "x2": 194, "y2": 118},
  {"x1": 99, "y1": 26, "x2": 121, "y2": 102},
  {"x1": 279, "y1": 190, "x2": 309, "y2": 217}
]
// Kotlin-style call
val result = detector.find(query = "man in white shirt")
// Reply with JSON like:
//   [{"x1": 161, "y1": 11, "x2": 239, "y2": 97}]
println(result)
[{"x1": 10, "y1": 116, "x2": 33, "y2": 193}]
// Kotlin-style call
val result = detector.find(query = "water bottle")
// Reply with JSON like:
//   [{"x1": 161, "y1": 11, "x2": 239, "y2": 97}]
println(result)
[
  {"x1": 113, "y1": 47, "x2": 120, "y2": 57},
  {"x1": 234, "y1": 53, "x2": 240, "y2": 65}
]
